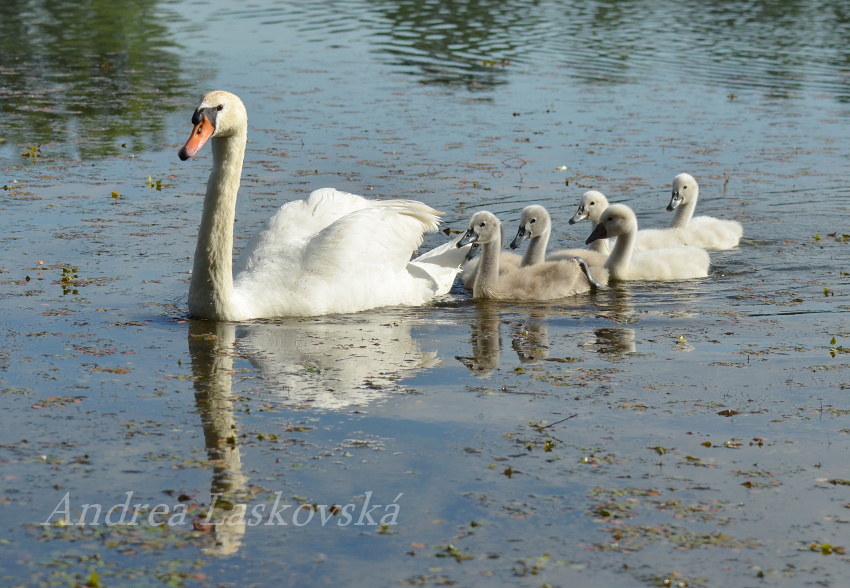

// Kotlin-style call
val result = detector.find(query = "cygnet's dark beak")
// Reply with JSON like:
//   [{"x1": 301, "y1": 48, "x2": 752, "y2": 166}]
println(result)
[
  {"x1": 509, "y1": 225, "x2": 529, "y2": 250},
  {"x1": 585, "y1": 223, "x2": 607, "y2": 245},
  {"x1": 457, "y1": 228, "x2": 478, "y2": 248}
]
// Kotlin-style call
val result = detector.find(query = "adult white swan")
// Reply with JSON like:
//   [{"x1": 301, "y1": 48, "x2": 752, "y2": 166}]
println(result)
[
  {"x1": 586, "y1": 204, "x2": 710, "y2": 281},
  {"x1": 178, "y1": 90, "x2": 470, "y2": 320},
  {"x1": 667, "y1": 173, "x2": 743, "y2": 249},
  {"x1": 458, "y1": 211, "x2": 606, "y2": 300}
]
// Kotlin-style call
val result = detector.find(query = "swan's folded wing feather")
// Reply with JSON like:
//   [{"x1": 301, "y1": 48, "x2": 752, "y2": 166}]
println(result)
[
  {"x1": 629, "y1": 246, "x2": 710, "y2": 280},
  {"x1": 408, "y1": 236, "x2": 473, "y2": 296},
  {"x1": 634, "y1": 227, "x2": 690, "y2": 251},
  {"x1": 234, "y1": 188, "x2": 373, "y2": 274},
  {"x1": 233, "y1": 195, "x2": 445, "y2": 315},
  {"x1": 497, "y1": 259, "x2": 592, "y2": 300},
  {"x1": 686, "y1": 216, "x2": 743, "y2": 249},
  {"x1": 300, "y1": 205, "x2": 435, "y2": 277}
]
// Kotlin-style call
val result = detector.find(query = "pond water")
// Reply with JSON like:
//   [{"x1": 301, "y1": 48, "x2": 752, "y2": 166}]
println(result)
[{"x1": 2, "y1": 0, "x2": 850, "y2": 586}]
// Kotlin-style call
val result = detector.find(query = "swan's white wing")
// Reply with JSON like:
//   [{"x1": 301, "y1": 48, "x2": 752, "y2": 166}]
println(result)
[
  {"x1": 233, "y1": 200, "x2": 444, "y2": 316},
  {"x1": 234, "y1": 188, "x2": 373, "y2": 274},
  {"x1": 408, "y1": 236, "x2": 473, "y2": 296},
  {"x1": 497, "y1": 259, "x2": 594, "y2": 299},
  {"x1": 629, "y1": 246, "x2": 710, "y2": 280},
  {"x1": 634, "y1": 227, "x2": 690, "y2": 251},
  {"x1": 686, "y1": 216, "x2": 743, "y2": 250}
]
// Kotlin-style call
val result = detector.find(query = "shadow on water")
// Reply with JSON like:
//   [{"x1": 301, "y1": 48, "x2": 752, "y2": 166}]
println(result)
[{"x1": 0, "y1": 0, "x2": 197, "y2": 158}]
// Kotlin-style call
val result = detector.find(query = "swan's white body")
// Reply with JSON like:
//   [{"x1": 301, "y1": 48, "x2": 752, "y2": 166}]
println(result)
[
  {"x1": 586, "y1": 204, "x2": 710, "y2": 281},
  {"x1": 570, "y1": 190, "x2": 693, "y2": 252},
  {"x1": 459, "y1": 211, "x2": 602, "y2": 300},
  {"x1": 668, "y1": 173, "x2": 743, "y2": 250},
  {"x1": 510, "y1": 205, "x2": 608, "y2": 275},
  {"x1": 179, "y1": 91, "x2": 470, "y2": 320}
]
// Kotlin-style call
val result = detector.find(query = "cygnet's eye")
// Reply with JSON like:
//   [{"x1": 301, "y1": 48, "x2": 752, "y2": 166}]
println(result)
[
  {"x1": 478, "y1": 222, "x2": 486, "y2": 228},
  {"x1": 530, "y1": 218, "x2": 536, "y2": 224},
  {"x1": 217, "y1": 104, "x2": 224, "y2": 111},
  {"x1": 590, "y1": 201, "x2": 596, "y2": 206}
]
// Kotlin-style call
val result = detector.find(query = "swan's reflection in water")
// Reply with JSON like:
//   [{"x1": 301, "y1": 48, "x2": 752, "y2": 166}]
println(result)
[
  {"x1": 591, "y1": 287, "x2": 637, "y2": 356},
  {"x1": 457, "y1": 289, "x2": 642, "y2": 375},
  {"x1": 593, "y1": 327, "x2": 636, "y2": 355},
  {"x1": 187, "y1": 309, "x2": 442, "y2": 554},
  {"x1": 456, "y1": 302, "x2": 501, "y2": 376},
  {"x1": 234, "y1": 312, "x2": 439, "y2": 410},
  {"x1": 188, "y1": 320, "x2": 248, "y2": 556},
  {"x1": 511, "y1": 309, "x2": 550, "y2": 364},
  {"x1": 456, "y1": 302, "x2": 556, "y2": 375}
]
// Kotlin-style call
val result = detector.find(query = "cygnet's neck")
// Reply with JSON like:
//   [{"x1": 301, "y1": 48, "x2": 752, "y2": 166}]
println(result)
[
  {"x1": 670, "y1": 187, "x2": 698, "y2": 228},
  {"x1": 605, "y1": 226, "x2": 636, "y2": 280},
  {"x1": 188, "y1": 133, "x2": 246, "y2": 320},
  {"x1": 521, "y1": 225, "x2": 550, "y2": 267},
  {"x1": 475, "y1": 233, "x2": 503, "y2": 299}
]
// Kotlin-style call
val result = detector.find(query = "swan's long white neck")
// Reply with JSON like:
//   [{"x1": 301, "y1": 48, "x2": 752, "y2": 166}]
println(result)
[
  {"x1": 188, "y1": 132, "x2": 246, "y2": 320},
  {"x1": 522, "y1": 225, "x2": 550, "y2": 266},
  {"x1": 605, "y1": 225, "x2": 635, "y2": 280},
  {"x1": 670, "y1": 185, "x2": 698, "y2": 228}
]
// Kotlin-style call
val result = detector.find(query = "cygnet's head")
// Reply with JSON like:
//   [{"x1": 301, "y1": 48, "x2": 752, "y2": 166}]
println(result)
[
  {"x1": 570, "y1": 190, "x2": 610, "y2": 224},
  {"x1": 585, "y1": 204, "x2": 637, "y2": 244},
  {"x1": 509, "y1": 205, "x2": 551, "y2": 250},
  {"x1": 458, "y1": 211, "x2": 502, "y2": 248},
  {"x1": 179, "y1": 90, "x2": 248, "y2": 160},
  {"x1": 667, "y1": 173, "x2": 698, "y2": 212}
]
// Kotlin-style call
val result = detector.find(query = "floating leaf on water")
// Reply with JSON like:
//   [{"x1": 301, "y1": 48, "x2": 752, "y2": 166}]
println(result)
[{"x1": 31, "y1": 395, "x2": 85, "y2": 409}]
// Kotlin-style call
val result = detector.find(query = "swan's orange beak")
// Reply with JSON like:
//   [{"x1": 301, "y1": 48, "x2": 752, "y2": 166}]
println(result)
[{"x1": 178, "y1": 115, "x2": 215, "y2": 161}]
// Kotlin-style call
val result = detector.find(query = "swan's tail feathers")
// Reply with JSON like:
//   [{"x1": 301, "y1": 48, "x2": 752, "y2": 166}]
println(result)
[
  {"x1": 377, "y1": 200, "x2": 443, "y2": 235},
  {"x1": 409, "y1": 235, "x2": 474, "y2": 295},
  {"x1": 301, "y1": 191, "x2": 443, "y2": 236},
  {"x1": 575, "y1": 257, "x2": 606, "y2": 291}
]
